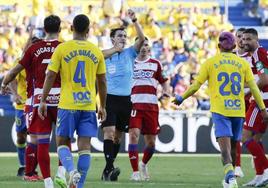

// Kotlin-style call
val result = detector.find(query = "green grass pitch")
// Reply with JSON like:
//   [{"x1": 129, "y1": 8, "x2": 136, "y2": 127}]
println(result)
[{"x1": 0, "y1": 154, "x2": 255, "y2": 188}]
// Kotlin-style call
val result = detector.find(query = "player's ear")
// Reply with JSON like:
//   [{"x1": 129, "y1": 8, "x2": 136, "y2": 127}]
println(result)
[
  {"x1": 218, "y1": 43, "x2": 221, "y2": 49},
  {"x1": 58, "y1": 27, "x2": 61, "y2": 33},
  {"x1": 71, "y1": 25, "x2": 74, "y2": 32}
]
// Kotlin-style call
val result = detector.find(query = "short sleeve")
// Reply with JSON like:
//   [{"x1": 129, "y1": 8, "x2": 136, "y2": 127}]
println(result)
[
  {"x1": 48, "y1": 45, "x2": 61, "y2": 73},
  {"x1": 256, "y1": 48, "x2": 268, "y2": 75},
  {"x1": 156, "y1": 61, "x2": 168, "y2": 84},
  {"x1": 19, "y1": 47, "x2": 32, "y2": 70},
  {"x1": 97, "y1": 49, "x2": 106, "y2": 75}
]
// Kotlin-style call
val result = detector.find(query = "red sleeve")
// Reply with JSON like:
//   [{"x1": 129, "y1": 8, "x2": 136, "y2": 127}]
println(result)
[
  {"x1": 19, "y1": 46, "x2": 33, "y2": 69},
  {"x1": 257, "y1": 48, "x2": 268, "y2": 69},
  {"x1": 155, "y1": 60, "x2": 168, "y2": 84}
]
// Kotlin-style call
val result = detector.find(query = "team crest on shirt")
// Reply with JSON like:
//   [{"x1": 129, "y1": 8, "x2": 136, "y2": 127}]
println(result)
[{"x1": 256, "y1": 61, "x2": 264, "y2": 72}]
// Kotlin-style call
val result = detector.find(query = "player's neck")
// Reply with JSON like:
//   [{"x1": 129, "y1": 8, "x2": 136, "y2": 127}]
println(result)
[
  {"x1": 137, "y1": 55, "x2": 150, "y2": 61},
  {"x1": 73, "y1": 34, "x2": 87, "y2": 41},
  {"x1": 237, "y1": 48, "x2": 245, "y2": 55},
  {"x1": 45, "y1": 33, "x2": 58, "y2": 40}
]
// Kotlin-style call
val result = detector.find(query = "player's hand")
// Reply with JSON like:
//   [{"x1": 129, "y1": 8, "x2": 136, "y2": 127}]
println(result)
[
  {"x1": 38, "y1": 101, "x2": 47, "y2": 120},
  {"x1": 260, "y1": 109, "x2": 268, "y2": 126},
  {"x1": 0, "y1": 84, "x2": 10, "y2": 95},
  {"x1": 172, "y1": 95, "x2": 184, "y2": 106},
  {"x1": 127, "y1": 9, "x2": 137, "y2": 22},
  {"x1": 13, "y1": 94, "x2": 23, "y2": 105},
  {"x1": 98, "y1": 106, "x2": 107, "y2": 123}
]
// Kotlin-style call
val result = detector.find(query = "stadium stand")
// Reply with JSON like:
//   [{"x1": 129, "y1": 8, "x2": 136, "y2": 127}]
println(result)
[
  {"x1": 0, "y1": 0, "x2": 267, "y2": 116},
  {"x1": 223, "y1": 6, "x2": 262, "y2": 26}
]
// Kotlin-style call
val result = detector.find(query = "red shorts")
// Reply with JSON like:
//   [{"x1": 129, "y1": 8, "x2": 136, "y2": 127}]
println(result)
[
  {"x1": 129, "y1": 109, "x2": 160, "y2": 135},
  {"x1": 245, "y1": 99, "x2": 250, "y2": 112},
  {"x1": 28, "y1": 107, "x2": 57, "y2": 135},
  {"x1": 24, "y1": 104, "x2": 33, "y2": 129},
  {"x1": 244, "y1": 102, "x2": 267, "y2": 134}
]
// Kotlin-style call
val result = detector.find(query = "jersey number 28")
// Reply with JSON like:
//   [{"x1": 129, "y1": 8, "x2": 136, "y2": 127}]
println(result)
[{"x1": 217, "y1": 72, "x2": 241, "y2": 96}]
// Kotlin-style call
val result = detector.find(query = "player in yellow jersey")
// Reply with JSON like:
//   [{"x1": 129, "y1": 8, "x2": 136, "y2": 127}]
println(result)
[
  {"x1": 38, "y1": 14, "x2": 107, "y2": 188},
  {"x1": 173, "y1": 32, "x2": 268, "y2": 188},
  {"x1": 9, "y1": 59, "x2": 27, "y2": 177}
]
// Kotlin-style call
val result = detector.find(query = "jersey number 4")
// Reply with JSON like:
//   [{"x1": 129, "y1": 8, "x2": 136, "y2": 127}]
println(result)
[
  {"x1": 73, "y1": 61, "x2": 86, "y2": 87},
  {"x1": 217, "y1": 72, "x2": 241, "y2": 96}
]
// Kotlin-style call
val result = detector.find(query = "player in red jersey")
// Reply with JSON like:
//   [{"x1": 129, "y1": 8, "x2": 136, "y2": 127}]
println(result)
[
  {"x1": 128, "y1": 38, "x2": 169, "y2": 181},
  {"x1": 241, "y1": 28, "x2": 268, "y2": 187},
  {"x1": 233, "y1": 28, "x2": 250, "y2": 178},
  {"x1": 4, "y1": 34, "x2": 41, "y2": 178},
  {"x1": 1, "y1": 33, "x2": 42, "y2": 180},
  {"x1": 1, "y1": 15, "x2": 66, "y2": 188}
]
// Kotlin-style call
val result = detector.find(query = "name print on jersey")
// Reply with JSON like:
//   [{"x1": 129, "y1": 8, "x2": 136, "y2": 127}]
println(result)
[
  {"x1": 34, "y1": 46, "x2": 56, "y2": 57},
  {"x1": 64, "y1": 50, "x2": 98, "y2": 64}
]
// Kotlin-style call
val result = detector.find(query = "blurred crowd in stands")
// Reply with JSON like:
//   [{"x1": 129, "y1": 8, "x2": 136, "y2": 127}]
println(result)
[
  {"x1": 0, "y1": 0, "x2": 238, "y2": 111},
  {"x1": 244, "y1": 0, "x2": 268, "y2": 25}
]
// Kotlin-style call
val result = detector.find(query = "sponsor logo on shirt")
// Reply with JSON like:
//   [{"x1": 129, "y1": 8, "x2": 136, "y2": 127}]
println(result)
[
  {"x1": 133, "y1": 70, "x2": 154, "y2": 78},
  {"x1": 73, "y1": 91, "x2": 91, "y2": 104}
]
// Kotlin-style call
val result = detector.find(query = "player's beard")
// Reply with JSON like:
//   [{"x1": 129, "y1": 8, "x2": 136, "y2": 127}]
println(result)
[{"x1": 243, "y1": 44, "x2": 253, "y2": 52}]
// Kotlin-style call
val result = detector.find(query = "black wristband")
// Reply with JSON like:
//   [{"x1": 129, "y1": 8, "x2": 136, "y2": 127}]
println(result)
[{"x1": 132, "y1": 18, "x2": 137, "y2": 23}]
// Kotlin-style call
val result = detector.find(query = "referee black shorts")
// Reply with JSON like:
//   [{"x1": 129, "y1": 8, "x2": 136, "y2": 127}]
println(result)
[{"x1": 101, "y1": 94, "x2": 132, "y2": 132}]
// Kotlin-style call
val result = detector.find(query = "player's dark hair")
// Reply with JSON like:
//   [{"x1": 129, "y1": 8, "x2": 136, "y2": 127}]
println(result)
[
  {"x1": 73, "y1": 14, "x2": 90, "y2": 33},
  {"x1": 44, "y1": 15, "x2": 61, "y2": 33},
  {"x1": 110, "y1": 27, "x2": 125, "y2": 38},
  {"x1": 243, "y1": 28, "x2": 258, "y2": 37},
  {"x1": 236, "y1": 27, "x2": 246, "y2": 33}
]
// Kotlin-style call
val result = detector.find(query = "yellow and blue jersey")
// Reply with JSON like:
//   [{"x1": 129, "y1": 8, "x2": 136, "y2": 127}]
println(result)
[
  {"x1": 14, "y1": 59, "x2": 27, "y2": 110},
  {"x1": 48, "y1": 40, "x2": 106, "y2": 111},
  {"x1": 195, "y1": 52, "x2": 254, "y2": 117}
]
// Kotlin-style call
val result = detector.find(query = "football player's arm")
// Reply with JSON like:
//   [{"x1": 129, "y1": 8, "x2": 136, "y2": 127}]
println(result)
[
  {"x1": 9, "y1": 79, "x2": 22, "y2": 105},
  {"x1": 247, "y1": 79, "x2": 268, "y2": 125},
  {"x1": 173, "y1": 61, "x2": 207, "y2": 106},
  {"x1": 256, "y1": 57, "x2": 268, "y2": 89},
  {"x1": 172, "y1": 81, "x2": 202, "y2": 106},
  {"x1": 1, "y1": 64, "x2": 24, "y2": 95},
  {"x1": 248, "y1": 80, "x2": 266, "y2": 110},
  {"x1": 182, "y1": 81, "x2": 202, "y2": 100},
  {"x1": 38, "y1": 70, "x2": 57, "y2": 120},
  {"x1": 96, "y1": 73, "x2": 107, "y2": 122},
  {"x1": 41, "y1": 70, "x2": 57, "y2": 103},
  {"x1": 245, "y1": 61, "x2": 268, "y2": 96},
  {"x1": 161, "y1": 80, "x2": 170, "y2": 95},
  {"x1": 8, "y1": 79, "x2": 18, "y2": 95},
  {"x1": 256, "y1": 72, "x2": 268, "y2": 90}
]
